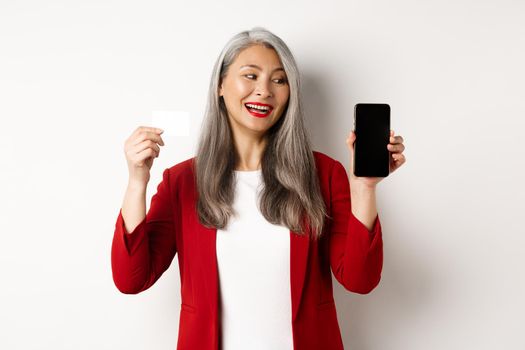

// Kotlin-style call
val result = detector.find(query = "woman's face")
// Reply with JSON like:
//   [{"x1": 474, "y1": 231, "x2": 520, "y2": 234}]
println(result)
[{"x1": 219, "y1": 44, "x2": 290, "y2": 137}]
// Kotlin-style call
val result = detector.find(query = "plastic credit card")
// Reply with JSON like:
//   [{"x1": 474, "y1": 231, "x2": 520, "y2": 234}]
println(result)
[{"x1": 150, "y1": 110, "x2": 190, "y2": 137}]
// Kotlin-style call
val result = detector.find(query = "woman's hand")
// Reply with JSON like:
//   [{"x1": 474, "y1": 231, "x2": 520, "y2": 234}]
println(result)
[
  {"x1": 124, "y1": 126, "x2": 165, "y2": 185},
  {"x1": 345, "y1": 129, "x2": 406, "y2": 189}
]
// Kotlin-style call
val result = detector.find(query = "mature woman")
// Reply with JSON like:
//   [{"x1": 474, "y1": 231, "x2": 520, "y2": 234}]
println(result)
[{"x1": 111, "y1": 27, "x2": 406, "y2": 350}]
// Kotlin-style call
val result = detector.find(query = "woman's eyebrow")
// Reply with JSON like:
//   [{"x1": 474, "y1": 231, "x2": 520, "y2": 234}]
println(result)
[{"x1": 239, "y1": 64, "x2": 284, "y2": 73}]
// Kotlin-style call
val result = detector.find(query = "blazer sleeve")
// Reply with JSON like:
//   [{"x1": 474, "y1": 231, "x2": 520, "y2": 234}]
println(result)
[
  {"x1": 111, "y1": 168, "x2": 177, "y2": 294},
  {"x1": 328, "y1": 160, "x2": 383, "y2": 294}
]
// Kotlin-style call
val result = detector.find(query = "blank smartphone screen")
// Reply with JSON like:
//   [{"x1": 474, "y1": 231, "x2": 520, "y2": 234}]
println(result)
[{"x1": 353, "y1": 103, "x2": 390, "y2": 177}]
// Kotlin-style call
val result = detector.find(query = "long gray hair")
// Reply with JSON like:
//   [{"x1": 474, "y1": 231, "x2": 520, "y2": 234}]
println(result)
[{"x1": 194, "y1": 27, "x2": 330, "y2": 239}]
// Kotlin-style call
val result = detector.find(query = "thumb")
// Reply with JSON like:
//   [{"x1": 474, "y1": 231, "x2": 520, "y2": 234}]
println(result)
[
  {"x1": 346, "y1": 130, "x2": 356, "y2": 177},
  {"x1": 345, "y1": 130, "x2": 356, "y2": 152}
]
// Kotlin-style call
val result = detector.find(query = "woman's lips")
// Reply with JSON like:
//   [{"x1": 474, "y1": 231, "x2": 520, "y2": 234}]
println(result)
[{"x1": 245, "y1": 104, "x2": 272, "y2": 118}]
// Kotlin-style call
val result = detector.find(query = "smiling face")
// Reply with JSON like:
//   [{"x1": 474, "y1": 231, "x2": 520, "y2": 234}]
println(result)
[{"x1": 219, "y1": 44, "x2": 290, "y2": 138}]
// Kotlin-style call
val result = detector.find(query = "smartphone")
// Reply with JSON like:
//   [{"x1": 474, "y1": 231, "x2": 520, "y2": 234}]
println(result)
[{"x1": 353, "y1": 103, "x2": 390, "y2": 177}]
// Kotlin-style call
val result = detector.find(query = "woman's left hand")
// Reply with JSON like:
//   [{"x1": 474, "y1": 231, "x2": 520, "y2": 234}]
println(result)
[{"x1": 345, "y1": 129, "x2": 406, "y2": 189}]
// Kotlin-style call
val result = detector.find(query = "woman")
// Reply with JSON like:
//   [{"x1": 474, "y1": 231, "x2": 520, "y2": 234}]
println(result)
[{"x1": 112, "y1": 27, "x2": 406, "y2": 350}]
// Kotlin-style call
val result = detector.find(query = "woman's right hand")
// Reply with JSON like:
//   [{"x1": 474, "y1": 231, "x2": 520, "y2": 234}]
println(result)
[{"x1": 124, "y1": 126, "x2": 165, "y2": 185}]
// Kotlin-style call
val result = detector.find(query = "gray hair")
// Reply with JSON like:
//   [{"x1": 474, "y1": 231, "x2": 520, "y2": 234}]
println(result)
[{"x1": 194, "y1": 26, "x2": 330, "y2": 239}]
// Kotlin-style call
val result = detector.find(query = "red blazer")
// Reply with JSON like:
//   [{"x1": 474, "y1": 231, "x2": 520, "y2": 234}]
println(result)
[{"x1": 111, "y1": 150, "x2": 383, "y2": 350}]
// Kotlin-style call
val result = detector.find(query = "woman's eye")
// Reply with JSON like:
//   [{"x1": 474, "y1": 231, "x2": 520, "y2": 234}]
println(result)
[{"x1": 244, "y1": 74, "x2": 287, "y2": 85}]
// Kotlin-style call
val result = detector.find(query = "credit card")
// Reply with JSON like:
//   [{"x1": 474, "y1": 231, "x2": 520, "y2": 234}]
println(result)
[{"x1": 151, "y1": 110, "x2": 190, "y2": 137}]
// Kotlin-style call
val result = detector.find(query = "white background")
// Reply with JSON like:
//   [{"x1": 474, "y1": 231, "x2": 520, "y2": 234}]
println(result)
[{"x1": 1, "y1": 0, "x2": 524, "y2": 349}]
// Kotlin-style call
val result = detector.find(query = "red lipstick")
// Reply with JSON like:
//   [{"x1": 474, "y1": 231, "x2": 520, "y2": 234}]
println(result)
[{"x1": 244, "y1": 102, "x2": 274, "y2": 118}]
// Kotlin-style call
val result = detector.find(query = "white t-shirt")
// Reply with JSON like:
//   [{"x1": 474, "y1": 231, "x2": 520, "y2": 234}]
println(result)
[{"x1": 216, "y1": 169, "x2": 293, "y2": 350}]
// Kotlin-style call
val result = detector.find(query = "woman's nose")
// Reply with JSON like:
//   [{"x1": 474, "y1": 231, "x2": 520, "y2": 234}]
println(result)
[{"x1": 255, "y1": 80, "x2": 273, "y2": 97}]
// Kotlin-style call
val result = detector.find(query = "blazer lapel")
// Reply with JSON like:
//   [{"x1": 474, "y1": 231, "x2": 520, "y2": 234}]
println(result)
[
  {"x1": 290, "y1": 226, "x2": 311, "y2": 322},
  {"x1": 201, "y1": 226, "x2": 219, "y2": 320}
]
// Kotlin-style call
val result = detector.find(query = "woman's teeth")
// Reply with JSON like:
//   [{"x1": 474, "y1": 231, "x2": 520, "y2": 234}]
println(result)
[{"x1": 245, "y1": 103, "x2": 270, "y2": 112}]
